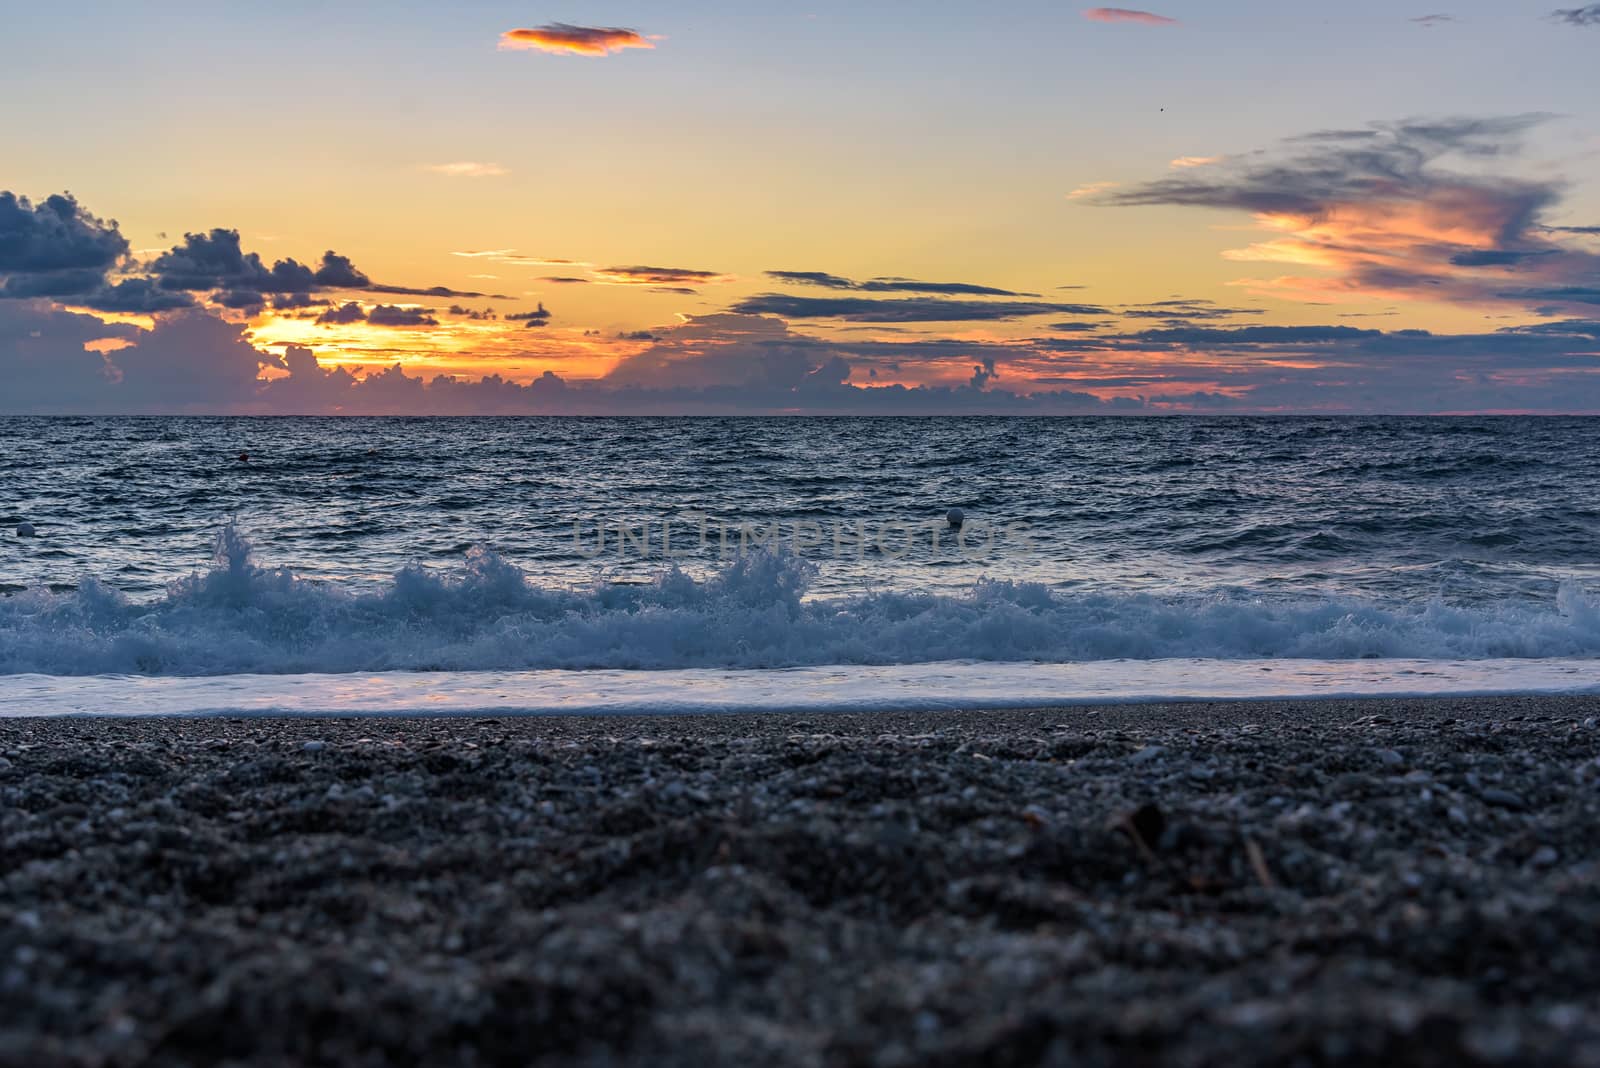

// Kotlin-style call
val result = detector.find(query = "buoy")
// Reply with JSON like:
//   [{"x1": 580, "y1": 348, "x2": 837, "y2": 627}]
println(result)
[
  {"x1": 946, "y1": 508, "x2": 965, "y2": 529},
  {"x1": 238, "y1": 451, "x2": 250, "y2": 463},
  {"x1": 16, "y1": 521, "x2": 36, "y2": 538}
]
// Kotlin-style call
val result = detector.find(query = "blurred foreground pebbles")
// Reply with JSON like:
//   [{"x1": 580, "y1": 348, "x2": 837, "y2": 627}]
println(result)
[{"x1": 4, "y1": 697, "x2": 1600, "y2": 1066}]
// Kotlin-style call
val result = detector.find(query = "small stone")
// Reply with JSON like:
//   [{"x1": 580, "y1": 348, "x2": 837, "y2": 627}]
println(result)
[
  {"x1": 1374, "y1": 748, "x2": 1405, "y2": 768},
  {"x1": 1129, "y1": 746, "x2": 1166, "y2": 765},
  {"x1": 301, "y1": 740, "x2": 327, "y2": 753},
  {"x1": 1480, "y1": 787, "x2": 1526, "y2": 810},
  {"x1": 1531, "y1": 846, "x2": 1559, "y2": 867}
]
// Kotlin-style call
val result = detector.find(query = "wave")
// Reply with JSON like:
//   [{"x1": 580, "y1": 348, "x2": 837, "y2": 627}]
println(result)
[{"x1": 4, "y1": 524, "x2": 1600, "y2": 676}]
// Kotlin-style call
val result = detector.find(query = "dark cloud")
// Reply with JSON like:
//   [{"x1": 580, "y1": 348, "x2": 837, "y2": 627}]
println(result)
[
  {"x1": 80, "y1": 278, "x2": 196, "y2": 314},
  {"x1": 1130, "y1": 325, "x2": 1382, "y2": 344},
  {"x1": 0, "y1": 192, "x2": 129, "y2": 300},
  {"x1": 506, "y1": 304, "x2": 552, "y2": 328},
  {"x1": 1046, "y1": 321, "x2": 1107, "y2": 332},
  {"x1": 1093, "y1": 115, "x2": 1554, "y2": 216},
  {"x1": 213, "y1": 289, "x2": 267, "y2": 311},
  {"x1": 2, "y1": 267, "x2": 108, "y2": 299},
  {"x1": 149, "y1": 229, "x2": 317, "y2": 294},
  {"x1": 1504, "y1": 287, "x2": 1600, "y2": 306},
  {"x1": 539, "y1": 276, "x2": 591, "y2": 284},
  {"x1": 0, "y1": 192, "x2": 128, "y2": 274},
  {"x1": 765, "y1": 270, "x2": 1028, "y2": 296},
  {"x1": 1449, "y1": 249, "x2": 1555, "y2": 267},
  {"x1": 271, "y1": 292, "x2": 324, "y2": 311},
  {"x1": 1551, "y1": 5, "x2": 1600, "y2": 25},
  {"x1": 650, "y1": 286, "x2": 699, "y2": 295},
  {"x1": 316, "y1": 302, "x2": 368, "y2": 325},
  {"x1": 367, "y1": 282, "x2": 502, "y2": 299},
  {"x1": 312, "y1": 251, "x2": 370, "y2": 289},
  {"x1": 1121, "y1": 299, "x2": 1266, "y2": 320},
  {"x1": 730, "y1": 294, "x2": 1108, "y2": 322},
  {"x1": 1411, "y1": 13, "x2": 1455, "y2": 26},
  {"x1": 593, "y1": 265, "x2": 729, "y2": 286},
  {"x1": 366, "y1": 305, "x2": 440, "y2": 328},
  {"x1": 766, "y1": 270, "x2": 856, "y2": 289},
  {"x1": 146, "y1": 235, "x2": 498, "y2": 303}
]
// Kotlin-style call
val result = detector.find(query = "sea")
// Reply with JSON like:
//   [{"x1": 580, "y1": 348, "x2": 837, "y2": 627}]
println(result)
[{"x1": 4, "y1": 415, "x2": 1600, "y2": 715}]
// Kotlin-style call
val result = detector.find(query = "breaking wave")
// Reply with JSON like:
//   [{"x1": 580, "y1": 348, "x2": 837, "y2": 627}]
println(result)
[{"x1": 5, "y1": 525, "x2": 1600, "y2": 676}]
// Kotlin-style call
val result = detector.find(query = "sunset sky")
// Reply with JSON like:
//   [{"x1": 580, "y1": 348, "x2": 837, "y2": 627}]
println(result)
[{"x1": 3, "y1": 0, "x2": 1600, "y2": 413}]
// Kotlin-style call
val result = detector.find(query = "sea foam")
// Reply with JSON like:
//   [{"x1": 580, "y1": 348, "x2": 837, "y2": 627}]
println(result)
[{"x1": 4, "y1": 524, "x2": 1600, "y2": 676}]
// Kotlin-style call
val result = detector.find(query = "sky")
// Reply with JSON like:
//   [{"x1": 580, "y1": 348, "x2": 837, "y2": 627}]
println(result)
[{"x1": 3, "y1": 0, "x2": 1600, "y2": 414}]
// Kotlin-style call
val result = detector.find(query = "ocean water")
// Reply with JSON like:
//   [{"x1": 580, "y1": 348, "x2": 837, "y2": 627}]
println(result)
[{"x1": 3, "y1": 416, "x2": 1600, "y2": 714}]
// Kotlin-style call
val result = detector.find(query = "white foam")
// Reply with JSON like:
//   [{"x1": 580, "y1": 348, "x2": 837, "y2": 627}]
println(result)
[
  {"x1": 3, "y1": 658, "x2": 1599, "y2": 717},
  {"x1": 5, "y1": 523, "x2": 1600, "y2": 676}
]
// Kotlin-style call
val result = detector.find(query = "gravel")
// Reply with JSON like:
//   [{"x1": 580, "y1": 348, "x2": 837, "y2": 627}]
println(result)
[{"x1": 4, "y1": 696, "x2": 1600, "y2": 1066}]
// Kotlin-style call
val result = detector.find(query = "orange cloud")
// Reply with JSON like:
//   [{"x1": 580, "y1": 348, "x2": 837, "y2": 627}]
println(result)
[
  {"x1": 498, "y1": 24, "x2": 655, "y2": 57},
  {"x1": 424, "y1": 162, "x2": 508, "y2": 178},
  {"x1": 1083, "y1": 8, "x2": 1179, "y2": 25},
  {"x1": 1170, "y1": 156, "x2": 1221, "y2": 169},
  {"x1": 1067, "y1": 181, "x2": 1120, "y2": 200}
]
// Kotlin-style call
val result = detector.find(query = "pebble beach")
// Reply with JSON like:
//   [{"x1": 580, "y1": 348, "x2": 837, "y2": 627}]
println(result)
[{"x1": 5, "y1": 697, "x2": 1600, "y2": 1066}]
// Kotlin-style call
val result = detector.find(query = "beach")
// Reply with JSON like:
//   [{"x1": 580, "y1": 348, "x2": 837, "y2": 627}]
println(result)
[{"x1": 5, "y1": 696, "x2": 1600, "y2": 1066}]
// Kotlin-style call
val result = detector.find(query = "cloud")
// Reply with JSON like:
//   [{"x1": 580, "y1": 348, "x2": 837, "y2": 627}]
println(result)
[
  {"x1": 1083, "y1": 7, "x2": 1178, "y2": 25},
  {"x1": 311, "y1": 251, "x2": 370, "y2": 288},
  {"x1": 1, "y1": 191, "x2": 130, "y2": 299},
  {"x1": 592, "y1": 265, "x2": 732, "y2": 286},
  {"x1": 366, "y1": 305, "x2": 440, "y2": 328},
  {"x1": 149, "y1": 229, "x2": 317, "y2": 293},
  {"x1": 498, "y1": 24, "x2": 655, "y2": 56},
  {"x1": 1170, "y1": 156, "x2": 1221, "y2": 169},
  {"x1": 1551, "y1": 5, "x2": 1600, "y2": 25},
  {"x1": 145, "y1": 232, "x2": 496, "y2": 303},
  {"x1": 1067, "y1": 181, "x2": 1121, "y2": 201},
  {"x1": 730, "y1": 294, "x2": 1109, "y2": 322},
  {"x1": 424, "y1": 162, "x2": 509, "y2": 178},
  {"x1": 765, "y1": 270, "x2": 856, "y2": 290},
  {"x1": 1121, "y1": 298, "x2": 1266, "y2": 320},
  {"x1": 316, "y1": 302, "x2": 368, "y2": 325},
  {"x1": 539, "y1": 276, "x2": 592, "y2": 284},
  {"x1": 452, "y1": 250, "x2": 582, "y2": 267},
  {"x1": 81, "y1": 278, "x2": 196, "y2": 313},
  {"x1": 1090, "y1": 114, "x2": 1600, "y2": 315},
  {"x1": 16, "y1": 291, "x2": 1600, "y2": 415},
  {"x1": 1411, "y1": 13, "x2": 1455, "y2": 26},
  {"x1": 764, "y1": 270, "x2": 1028, "y2": 296},
  {"x1": 505, "y1": 304, "x2": 552, "y2": 327}
]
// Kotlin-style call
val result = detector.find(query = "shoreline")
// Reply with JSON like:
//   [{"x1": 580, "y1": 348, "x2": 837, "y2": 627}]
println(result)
[{"x1": 5, "y1": 696, "x2": 1600, "y2": 1064}]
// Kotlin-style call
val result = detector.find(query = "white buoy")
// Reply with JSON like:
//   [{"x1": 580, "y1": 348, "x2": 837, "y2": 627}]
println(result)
[
  {"x1": 16, "y1": 522, "x2": 36, "y2": 538},
  {"x1": 946, "y1": 508, "x2": 965, "y2": 529}
]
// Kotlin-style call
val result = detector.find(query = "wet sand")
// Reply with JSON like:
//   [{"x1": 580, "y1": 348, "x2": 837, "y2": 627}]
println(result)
[{"x1": 4, "y1": 696, "x2": 1600, "y2": 1066}]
